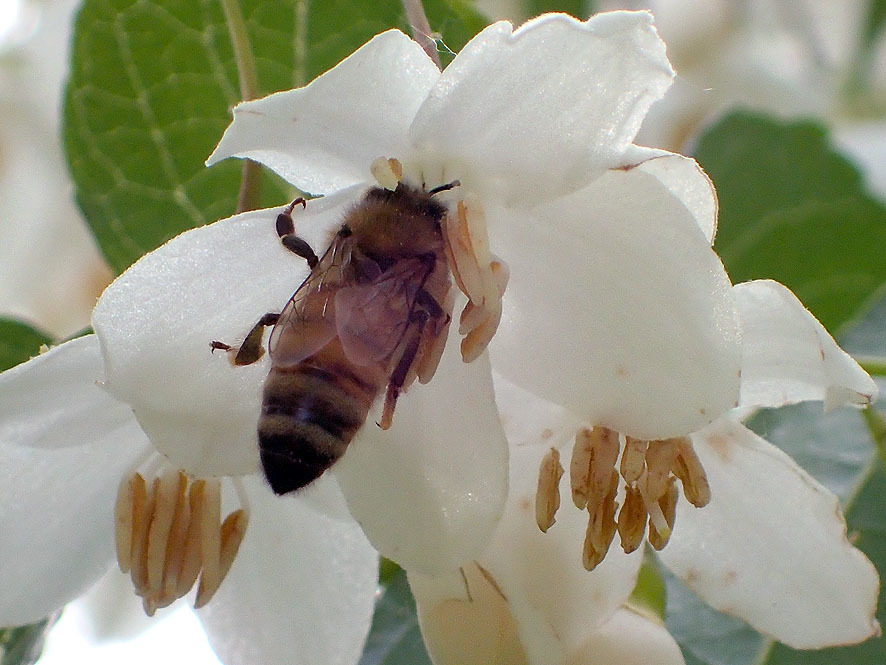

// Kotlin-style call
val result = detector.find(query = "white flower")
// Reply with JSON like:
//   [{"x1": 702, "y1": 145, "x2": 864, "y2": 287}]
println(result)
[
  {"x1": 0, "y1": 337, "x2": 378, "y2": 665},
  {"x1": 0, "y1": 9, "x2": 878, "y2": 665}
]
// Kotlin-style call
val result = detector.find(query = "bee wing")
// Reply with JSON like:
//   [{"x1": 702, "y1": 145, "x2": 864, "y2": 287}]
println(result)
[
  {"x1": 334, "y1": 257, "x2": 429, "y2": 367},
  {"x1": 268, "y1": 234, "x2": 356, "y2": 367}
]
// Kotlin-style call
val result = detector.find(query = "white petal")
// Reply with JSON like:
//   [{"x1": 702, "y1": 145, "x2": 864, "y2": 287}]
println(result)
[
  {"x1": 410, "y1": 563, "x2": 529, "y2": 665},
  {"x1": 333, "y1": 325, "x2": 509, "y2": 574},
  {"x1": 92, "y1": 188, "x2": 361, "y2": 477},
  {"x1": 207, "y1": 30, "x2": 439, "y2": 195},
  {"x1": 658, "y1": 418, "x2": 880, "y2": 648},
  {"x1": 619, "y1": 145, "x2": 718, "y2": 243},
  {"x1": 0, "y1": 415, "x2": 150, "y2": 625},
  {"x1": 735, "y1": 280, "x2": 878, "y2": 409},
  {"x1": 567, "y1": 608, "x2": 685, "y2": 665},
  {"x1": 0, "y1": 335, "x2": 135, "y2": 448},
  {"x1": 489, "y1": 165, "x2": 741, "y2": 439},
  {"x1": 198, "y1": 475, "x2": 378, "y2": 665},
  {"x1": 481, "y1": 429, "x2": 643, "y2": 664},
  {"x1": 409, "y1": 12, "x2": 674, "y2": 204},
  {"x1": 410, "y1": 378, "x2": 643, "y2": 665}
]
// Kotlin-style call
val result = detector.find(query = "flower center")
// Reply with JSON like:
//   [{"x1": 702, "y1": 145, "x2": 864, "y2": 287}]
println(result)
[
  {"x1": 114, "y1": 467, "x2": 248, "y2": 615},
  {"x1": 535, "y1": 426, "x2": 710, "y2": 570}
]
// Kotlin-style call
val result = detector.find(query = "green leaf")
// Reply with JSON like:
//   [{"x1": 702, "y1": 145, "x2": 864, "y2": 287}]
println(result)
[
  {"x1": 862, "y1": 0, "x2": 886, "y2": 52},
  {"x1": 629, "y1": 555, "x2": 667, "y2": 619},
  {"x1": 665, "y1": 572, "x2": 764, "y2": 665},
  {"x1": 523, "y1": 0, "x2": 593, "y2": 20},
  {"x1": 695, "y1": 111, "x2": 886, "y2": 334},
  {"x1": 0, "y1": 616, "x2": 58, "y2": 665},
  {"x1": 359, "y1": 565, "x2": 432, "y2": 665},
  {"x1": 0, "y1": 319, "x2": 52, "y2": 372},
  {"x1": 64, "y1": 0, "x2": 488, "y2": 274}
]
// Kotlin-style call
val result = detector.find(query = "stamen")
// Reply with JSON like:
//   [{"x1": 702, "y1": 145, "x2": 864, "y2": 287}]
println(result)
[
  {"x1": 442, "y1": 198, "x2": 509, "y2": 363},
  {"x1": 177, "y1": 480, "x2": 205, "y2": 598},
  {"x1": 197, "y1": 479, "x2": 222, "y2": 608},
  {"x1": 197, "y1": 509, "x2": 248, "y2": 608},
  {"x1": 161, "y1": 471, "x2": 190, "y2": 601},
  {"x1": 581, "y1": 469, "x2": 618, "y2": 570},
  {"x1": 114, "y1": 471, "x2": 249, "y2": 614},
  {"x1": 416, "y1": 289, "x2": 455, "y2": 384},
  {"x1": 370, "y1": 157, "x2": 403, "y2": 190},
  {"x1": 535, "y1": 447, "x2": 564, "y2": 533},
  {"x1": 620, "y1": 437, "x2": 647, "y2": 484},
  {"x1": 114, "y1": 474, "x2": 135, "y2": 573},
  {"x1": 616, "y1": 484, "x2": 646, "y2": 555},
  {"x1": 146, "y1": 470, "x2": 182, "y2": 599},
  {"x1": 639, "y1": 439, "x2": 678, "y2": 502},
  {"x1": 130, "y1": 476, "x2": 155, "y2": 595},
  {"x1": 537, "y1": 425, "x2": 714, "y2": 571},
  {"x1": 648, "y1": 478, "x2": 678, "y2": 550},
  {"x1": 569, "y1": 427, "x2": 619, "y2": 510},
  {"x1": 672, "y1": 437, "x2": 711, "y2": 507}
]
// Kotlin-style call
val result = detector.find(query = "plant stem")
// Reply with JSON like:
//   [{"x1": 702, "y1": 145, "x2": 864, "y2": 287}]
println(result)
[
  {"x1": 221, "y1": 0, "x2": 263, "y2": 213},
  {"x1": 401, "y1": 0, "x2": 441, "y2": 69}
]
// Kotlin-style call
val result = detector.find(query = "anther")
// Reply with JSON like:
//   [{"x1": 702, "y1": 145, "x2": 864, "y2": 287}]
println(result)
[
  {"x1": 370, "y1": 157, "x2": 403, "y2": 190},
  {"x1": 442, "y1": 198, "x2": 508, "y2": 363},
  {"x1": 672, "y1": 438, "x2": 711, "y2": 507},
  {"x1": 620, "y1": 437, "x2": 647, "y2": 484},
  {"x1": 648, "y1": 477, "x2": 678, "y2": 550},
  {"x1": 582, "y1": 469, "x2": 618, "y2": 570},
  {"x1": 535, "y1": 447, "x2": 564, "y2": 533},
  {"x1": 114, "y1": 470, "x2": 249, "y2": 614},
  {"x1": 617, "y1": 484, "x2": 646, "y2": 555},
  {"x1": 569, "y1": 427, "x2": 619, "y2": 510}
]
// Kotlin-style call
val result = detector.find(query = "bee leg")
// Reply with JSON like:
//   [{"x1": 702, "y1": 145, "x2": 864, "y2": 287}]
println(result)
[
  {"x1": 276, "y1": 198, "x2": 319, "y2": 268},
  {"x1": 415, "y1": 288, "x2": 446, "y2": 322},
  {"x1": 210, "y1": 312, "x2": 280, "y2": 366},
  {"x1": 380, "y1": 311, "x2": 430, "y2": 430}
]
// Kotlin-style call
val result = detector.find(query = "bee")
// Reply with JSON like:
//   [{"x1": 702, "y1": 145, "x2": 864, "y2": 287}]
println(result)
[{"x1": 212, "y1": 175, "x2": 459, "y2": 495}]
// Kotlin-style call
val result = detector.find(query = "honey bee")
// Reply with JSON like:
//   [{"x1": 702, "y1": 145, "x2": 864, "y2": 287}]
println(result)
[{"x1": 212, "y1": 177, "x2": 459, "y2": 495}]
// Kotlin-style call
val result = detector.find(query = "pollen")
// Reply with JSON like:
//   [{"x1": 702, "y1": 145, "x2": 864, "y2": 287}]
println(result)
[
  {"x1": 114, "y1": 469, "x2": 248, "y2": 615},
  {"x1": 534, "y1": 427, "x2": 712, "y2": 571}
]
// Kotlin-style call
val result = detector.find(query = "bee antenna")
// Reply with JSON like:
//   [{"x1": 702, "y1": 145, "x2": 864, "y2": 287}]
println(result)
[{"x1": 429, "y1": 180, "x2": 461, "y2": 196}]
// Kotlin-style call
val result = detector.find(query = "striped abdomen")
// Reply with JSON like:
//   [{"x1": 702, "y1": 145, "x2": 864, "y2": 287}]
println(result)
[{"x1": 258, "y1": 341, "x2": 385, "y2": 495}]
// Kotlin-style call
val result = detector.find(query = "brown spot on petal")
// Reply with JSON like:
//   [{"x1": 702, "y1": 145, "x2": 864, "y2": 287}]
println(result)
[
  {"x1": 541, "y1": 428, "x2": 553, "y2": 440},
  {"x1": 722, "y1": 570, "x2": 738, "y2": 586},
  {"x1": 705, "y1": 432, "x2": 732, "y2": 461},
  {"x1": 519, "y1": 496, "x2": 531, "y2": 513}
]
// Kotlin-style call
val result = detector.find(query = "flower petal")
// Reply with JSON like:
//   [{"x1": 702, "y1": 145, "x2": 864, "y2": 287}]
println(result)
[
  {"x1": 410, "y1": 377, "x2": 643, "y2": 665},
  {"x1": 207, "y1": 30, "x2": 439, "y2": 195},
  {"x1": 198, "y1": 475, "x2": 378, "y2": 665},
  {"x1": 658, "y1": 418, "x2": 880, "y2": 648},
  {"x1": 0, "y1": 342, "x2": 150, "y2": 624},
  {"x1": 481, "y1": 411, "x2": 643, "y2": 663},
  {"x1": 489, "y1": 165, "x2": 741, "y2": 439},
  {"x1": 408, "y1": 12, "x2": 674, "y2": 204},
  {"x1": 618, "y1": 145, "x2": 718, "y2": 243},
  {"x1": 0, "y1": 335, "x2": 135, "y2": 448},
  {"x1": 410, "y1": 563, "x2": 529, "y2": 665},
  {"x1": 333, "y1": 325, "x2": 508, "y2": 574},
  {"x1": 92, "y1": 189, "x2": 361, "y2": 477},
  {"x1": 735, "y1": 280, "x2": 877, "y2": 410},
  {"x1": 567, "y1": 608, "x2": 685, "y2": 665}
]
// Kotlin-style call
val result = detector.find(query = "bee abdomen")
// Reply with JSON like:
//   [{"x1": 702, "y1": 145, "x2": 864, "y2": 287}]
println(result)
[{"x1": 258, "y1": 361, "x2": 379, "y2": 495}]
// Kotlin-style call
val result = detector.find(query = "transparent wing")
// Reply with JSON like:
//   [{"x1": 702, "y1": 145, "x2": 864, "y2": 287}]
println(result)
[
  {"x1": 334, "y1": 256, "x2": 430, "y2": 367},
  {"x1": 268, "y1": 234, "x2": 357, "y2": 367}
]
